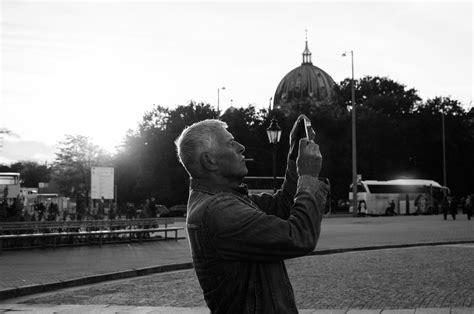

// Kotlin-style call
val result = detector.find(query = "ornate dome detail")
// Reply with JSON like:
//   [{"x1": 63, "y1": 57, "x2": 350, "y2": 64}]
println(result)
[{"x1": 273, "y1": 38, "x2": 336, "y2": 110}]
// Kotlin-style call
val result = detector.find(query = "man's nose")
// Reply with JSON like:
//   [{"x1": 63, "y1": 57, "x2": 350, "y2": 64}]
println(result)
[{"x1": 237, "y1": 142, "x2": 245, "y2": 153}]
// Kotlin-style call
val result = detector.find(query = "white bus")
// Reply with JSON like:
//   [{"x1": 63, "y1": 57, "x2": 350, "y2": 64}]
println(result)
[{"x1": 349, "y1": 179, "x2": 448, "y2": 216}]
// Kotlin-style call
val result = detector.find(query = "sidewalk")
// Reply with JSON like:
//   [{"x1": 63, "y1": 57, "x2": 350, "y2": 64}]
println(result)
[
  {"x1": 0, "y1": 215, "x2": 473, "y2": 312},
  {"x1": 1, "y1": 216, "x2": 473, "y2": 293}
]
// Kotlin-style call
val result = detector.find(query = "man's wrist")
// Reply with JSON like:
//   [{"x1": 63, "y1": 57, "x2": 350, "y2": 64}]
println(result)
[{"x1": 297, "y1": 175, "x2": 329, "y2": 194}]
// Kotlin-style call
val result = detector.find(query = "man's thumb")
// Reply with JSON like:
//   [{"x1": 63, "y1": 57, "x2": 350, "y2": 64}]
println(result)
[{"x1": 298, "y1": 138, "x2": 308, "y2": 153}]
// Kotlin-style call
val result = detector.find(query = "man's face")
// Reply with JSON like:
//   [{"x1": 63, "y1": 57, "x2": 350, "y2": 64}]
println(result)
[{"x1": 212, "y1": 127, "x2": 248, "y2": 180}]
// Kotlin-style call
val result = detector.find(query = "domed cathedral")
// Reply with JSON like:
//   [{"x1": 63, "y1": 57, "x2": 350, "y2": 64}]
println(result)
[{"x1": 273, "y1": 37, "x2": 336, "y2": 112}]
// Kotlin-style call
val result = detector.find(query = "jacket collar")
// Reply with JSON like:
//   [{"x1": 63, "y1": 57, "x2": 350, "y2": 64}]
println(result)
[{"x1": 190, "y1": 177, "x2": 248, "y2": 197}]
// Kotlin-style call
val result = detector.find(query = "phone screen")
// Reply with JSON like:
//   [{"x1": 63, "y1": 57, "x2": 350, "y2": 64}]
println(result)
[{"x1": 304, "y1": 119, "x2": 312, "y2": 139}]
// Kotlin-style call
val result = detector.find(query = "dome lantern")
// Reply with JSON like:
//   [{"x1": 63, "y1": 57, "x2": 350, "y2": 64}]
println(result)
[{"x1": 302, "y1": 31, "x2": 312, "y2": 64}]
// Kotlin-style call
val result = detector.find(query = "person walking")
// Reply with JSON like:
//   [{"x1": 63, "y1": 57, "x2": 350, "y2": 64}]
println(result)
[
  {"x1": 386, "y1": 200, "x2": 397, "y2": 216},
  {"x1": 175, "y1": 116, "x2": 328, "y2": 313},
  {"x1": 465, "y1": 194, "x2": 472, "y2": 220},
  {"x1": 358, "y1": 200, "x2": 368, "y2": 217},
  {"x1": 450, "y1": 197, "x2": 457, "y2": 220},
  {"x1": 441, "y1": 195, "x2": 449, "y2": 220}
]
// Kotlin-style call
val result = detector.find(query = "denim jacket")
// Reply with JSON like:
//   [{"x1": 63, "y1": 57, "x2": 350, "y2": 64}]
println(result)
[{"x1": 186, "y1": 160, "x2": 329, "y2": 313}]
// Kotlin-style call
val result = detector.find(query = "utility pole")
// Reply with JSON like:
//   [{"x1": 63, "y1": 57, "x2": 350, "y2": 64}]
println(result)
[{"x1": 343, "y1": 50, "x2": 358, "y2": 216}]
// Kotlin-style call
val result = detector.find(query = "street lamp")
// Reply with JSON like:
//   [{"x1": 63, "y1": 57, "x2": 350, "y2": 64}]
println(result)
[
  {"x1": 342, "y1": 50, "x2": 358, "y2": 217},
  {"x1": 217, "y1": 87, "x2": 226, "y2": 112},
  {"x1": 441, "y1": 108, "x2": 447, "y2": 188},
  {"x1": 266, "y1": 118, "x2": 282, "y2": 193}
]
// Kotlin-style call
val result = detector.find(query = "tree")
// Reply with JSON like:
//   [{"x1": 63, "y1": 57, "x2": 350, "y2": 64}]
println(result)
[
  {"x1": 0, "y1": 161, "x2": 51, "y2": 189},
  {"x1": 415, "y1": 96, "x2": 466, "y2": 116},
  {"x1": 221, "y1": 106, "x2": 271, "y2": 177},
  {"x1": 337, "y1": 76, "x2": 421, "y2": 116},
  {"x1": 51, "y1": 135, "x2": 105, "y2": 210},
  {"x1": 411, "y1": 97, "x2": 473, "y2": 195},
  {"x1": 114, "y1": 102, "x2": 219, "y2": 206},
  {"x1": 8, "y1": 161, "x2": 51, "y2": 188},
  {"x1": 113, "y1": 88, "x2": 473, "y2": 208}
]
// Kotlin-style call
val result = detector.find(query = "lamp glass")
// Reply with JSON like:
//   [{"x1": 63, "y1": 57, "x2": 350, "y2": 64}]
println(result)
[{"x1": 266, "y1": 119, "x2": 282, "y2": 144}]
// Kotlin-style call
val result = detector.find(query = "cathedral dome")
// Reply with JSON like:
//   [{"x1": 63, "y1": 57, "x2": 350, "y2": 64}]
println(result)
[{"x1": 273, "y1": 40, "x2": 336, "y2": 109}]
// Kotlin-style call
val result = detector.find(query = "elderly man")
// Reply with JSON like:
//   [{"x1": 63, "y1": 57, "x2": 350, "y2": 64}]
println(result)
[{"x1": 175, "y1": 116, "x2": 328, "y2": 313}]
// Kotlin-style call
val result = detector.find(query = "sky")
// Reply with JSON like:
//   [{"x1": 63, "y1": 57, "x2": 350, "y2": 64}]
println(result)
[{"x1": 1, "y1": 0, "x2": 472, "y2": 164}]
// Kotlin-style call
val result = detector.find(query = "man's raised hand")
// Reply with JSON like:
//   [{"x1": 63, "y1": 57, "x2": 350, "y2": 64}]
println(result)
[{"x1": 296, "y1": 138, "x2": 322, "y2": 178}]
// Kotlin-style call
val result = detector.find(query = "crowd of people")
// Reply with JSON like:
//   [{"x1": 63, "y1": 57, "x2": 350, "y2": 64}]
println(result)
[
  {"x1": 1, "y1": 193, "x2": 472, "y2": 223},
  {"x1": 0, "y1": 197, "x2": 75, "y2": 222},
  {"x1": 0, "y1": 195, "x2": 170, "y2": 222}
]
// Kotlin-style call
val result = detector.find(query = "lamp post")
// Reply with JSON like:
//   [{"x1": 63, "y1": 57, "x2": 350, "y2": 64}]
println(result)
[
  {"x1": 266, "y1": 118, "x2": 282, "y2": 193},
  {"x1": 343, "y1": 50, "x2": 358, "y2": 217},
  {"x1": 441, "y1": 108, "x2": 447, "y2": 187},
  {"x1": 217, "y1": 86, "x2": 226, "y2": 112}
]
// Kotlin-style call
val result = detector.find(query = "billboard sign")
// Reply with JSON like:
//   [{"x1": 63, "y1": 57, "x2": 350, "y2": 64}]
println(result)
[{"x1": 91, "y1": 167, "x2": 114, "y2": 199}]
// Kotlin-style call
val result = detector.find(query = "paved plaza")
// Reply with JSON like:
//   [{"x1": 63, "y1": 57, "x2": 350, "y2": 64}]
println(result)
[{"x1": 0, "y1": 215, "x2": 473, "y2": 313}]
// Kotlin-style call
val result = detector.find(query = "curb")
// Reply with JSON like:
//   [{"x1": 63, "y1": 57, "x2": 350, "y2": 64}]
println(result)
[
  {"x1": 308, "y1": 240, "x2": 474, "y2": 256},
  {"x1": 1, "y1": 240, "x2": 473, "y2": 300},
  {"x1": 0, "y1": 262, "x2": 193, "y2": 300}
]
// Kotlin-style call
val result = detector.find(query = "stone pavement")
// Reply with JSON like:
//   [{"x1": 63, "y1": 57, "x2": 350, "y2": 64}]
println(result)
[
  {"x1": 4, "y1": 244, "x2": 472, "y2": 312},
  {"x1": 0, "y1": 215, "x2": 473, "y2": 313},
  {"x1": 0, "y1": 303, "x2": 474, "y2": 313},
  {"x1": 1, "y1": 216, "x2": 473, "y2": 292}
]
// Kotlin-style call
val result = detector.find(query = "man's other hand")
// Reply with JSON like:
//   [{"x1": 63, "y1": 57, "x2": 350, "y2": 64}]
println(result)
[{"x1": 296, "y1": 138, "x2": 322, "y2": 178}]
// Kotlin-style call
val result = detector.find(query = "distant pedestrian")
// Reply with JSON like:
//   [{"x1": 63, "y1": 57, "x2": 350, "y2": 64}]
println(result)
[
  {"x1": 441, "y1": 196, "x2": 449, "y2": 220},
  {"x1": 465, "y1": 194, "x2": 472, "y2": 220},
  {"x1": 149, "y1": 197, "x2": 157, "y2": 218},
  {"x1": 386, "y1": 200, "x2": 397, "y2": 216},
  {"x1": 47, "y1": 201, "x2": 59, "y2": 221},
  {"x1": 126, "y1": 202, "x2": 135, "y2": 219},
  {"x1": 97, "y1": 197, "x2": 105, "y2": 219},
  {"x1": 108, "y1": 202, "x2": 116, "y2": 220},
  {"x1": 143, "y1": 199, "x2": 151, "y2": 218},
  {"x1": 450, "y1": 197, "x2": 457, "y2": 220},
  {"x1": 37, "y1": 201, "x2": 45, "y2": 221},
  {"x1": 358, "y1": 200, "x2": 367, "y2": 217}
]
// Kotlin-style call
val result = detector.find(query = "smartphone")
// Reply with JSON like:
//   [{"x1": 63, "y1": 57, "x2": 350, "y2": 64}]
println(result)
[
  {"x1": 289, "y1": 118, "x2": 307, "y2": 160},
  {"x1": 304, "y1": 119, "x2": 312, "y2": 139}
]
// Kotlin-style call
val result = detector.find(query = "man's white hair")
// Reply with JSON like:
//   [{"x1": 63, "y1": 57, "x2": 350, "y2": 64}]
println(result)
[{"x1": 175, "y1": 119, "x2": 228, "y2": 177}]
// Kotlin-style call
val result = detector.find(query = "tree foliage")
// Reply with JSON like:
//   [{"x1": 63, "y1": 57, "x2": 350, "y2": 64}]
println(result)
[
  {"x1": 0, "y1": 161, "x2": 51, "y2": 188},
  {"x1": 336, "y1": 76, "x2": 421, "y2": 116},
  {"x1": 6, "y1": 76, "x2": 466, "y2": 209},
  {"x1": 114, "y1": 102, "x2": 220, "y2": 206},
  {"x1": 111, "y1": 82, "x2": 473, "y2": 207},
  {"x1": 51, "y1": 135, "x2": 111, "y2": 207},
  {"x1": 4, "y1": 75, "x2": 470, "y2": 212}
]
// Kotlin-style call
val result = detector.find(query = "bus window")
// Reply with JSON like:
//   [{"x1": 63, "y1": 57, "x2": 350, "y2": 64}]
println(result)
[{"x1": 367, "y1": 184, "x2": 425, "y2": 194}]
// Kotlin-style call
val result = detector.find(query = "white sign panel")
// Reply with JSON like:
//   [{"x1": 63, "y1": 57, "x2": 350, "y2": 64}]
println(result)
[{"x1": 91, "y1": 167, "x2": 114, "y2": 199}]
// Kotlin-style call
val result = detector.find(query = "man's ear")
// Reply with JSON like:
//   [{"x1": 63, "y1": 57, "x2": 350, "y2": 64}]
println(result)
[{"x1": 200, "y1": 153, "x2": 218, "y2": 171}]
